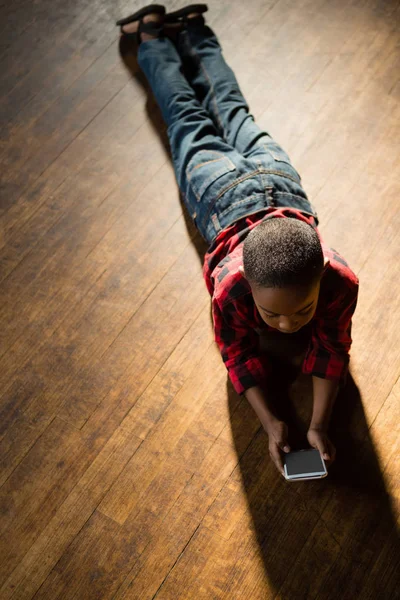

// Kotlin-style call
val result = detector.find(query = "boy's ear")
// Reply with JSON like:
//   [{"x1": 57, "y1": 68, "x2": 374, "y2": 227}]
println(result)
[
  {"x1": 323, "y1": 257, "x2": 330, "y2": 272},
  {"x1": 238, "y1": 265, "x2": 245, "y2": 278}
]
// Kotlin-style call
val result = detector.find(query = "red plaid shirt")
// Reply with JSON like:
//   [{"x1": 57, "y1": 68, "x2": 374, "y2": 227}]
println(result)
[{"x1": 203, "y1": 207, "x2": 359, "y2": 396}]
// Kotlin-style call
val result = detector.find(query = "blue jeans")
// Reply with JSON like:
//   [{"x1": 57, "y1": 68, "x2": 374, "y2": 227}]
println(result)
[{"x1": 137, "y1": 21, "x2": 318, "y2": 245}]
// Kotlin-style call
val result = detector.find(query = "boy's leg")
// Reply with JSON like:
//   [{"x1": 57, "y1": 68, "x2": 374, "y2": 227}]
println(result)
[
  {"x1": 138, "y1": 37, "x2": 237, "y2": 187},
  {"x1": 137, "y1": 36, "x2": 246, "y2": 235},
  {"x1": 175, "y1": 15, "x2": 303, "y2": 182},
  {"x1": 173, "y1": 16, "x2": 318, "y2": 227},
  {"x1": 175, "y1": 16, "x2": 272, "y2": 157}
]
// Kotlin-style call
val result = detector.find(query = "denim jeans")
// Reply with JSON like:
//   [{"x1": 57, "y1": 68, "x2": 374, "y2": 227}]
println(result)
[{"x1": 137, "y1": 21, "x2": 318, "y2": 245}]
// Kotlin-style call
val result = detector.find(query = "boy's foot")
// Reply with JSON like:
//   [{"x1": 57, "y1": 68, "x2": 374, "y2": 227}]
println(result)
[{"x1": 120, "y1": 12, "x2": 164, "y2": 42}]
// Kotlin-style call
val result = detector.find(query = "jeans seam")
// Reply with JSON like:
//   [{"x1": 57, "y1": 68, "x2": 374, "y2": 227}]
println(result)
[
  {"x1": 200, "y1": 169, "x2": 308, "y2": 230},
  {"x1": 273, "y1": 191, "x2": 318, "y2": 215},
  {"x1": 214, "y1": 169, "x2": 300, "y2": 202},
  {"x1": 199, "y1": 170, "x2": 259, "y2": 228},
  {"x1": 217, "y1": 193, "x2": 267, "y2": 219},
  {"x1": 188, "y1": 157, "x2": 228, "y2": 172},
  {"x1": 255, "y1": 158, "x2": 269, "y2": 192},
  {"x1": 262, "y1": 144, "x2": 302, "y2": 180},
  {"x1": 188, "y1": 163, "x2": 236, "y2": 202},
  {"x1": 184, "y1": 37, "x2": 225, "y2": 135},
  {"x1": 208, "y1": 207, "x2": 271, "y2": 243}
]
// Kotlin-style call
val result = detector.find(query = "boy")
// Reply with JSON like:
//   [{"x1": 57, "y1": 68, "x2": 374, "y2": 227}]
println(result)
[{"x1": 116, "y1": 4, "x2": 359, "y2": 475}]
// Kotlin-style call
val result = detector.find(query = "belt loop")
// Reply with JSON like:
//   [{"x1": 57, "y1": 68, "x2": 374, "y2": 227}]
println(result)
[
  {"x1": 211, "y1": 212, "x2": 222, "y2": 233},
  {"x1": 266, "y1": 186, "x2": 275, "y2": 207}
]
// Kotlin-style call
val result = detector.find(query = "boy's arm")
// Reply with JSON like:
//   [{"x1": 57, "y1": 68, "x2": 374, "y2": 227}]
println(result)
[
  {"x1": 307, "y1": 377, "x2": 339, "y2": 463},
  {"x1": 310, "y1": 376, "x2": 339, "y2": 431},
  {"x1": 304, "y1": 278, "x2": 359, "y2": 462},
  {"x1": 245, "y1": 385, "x2": 291, "y2": 474},
  {"x1": 303, "y1": 277, "x2": 359, "y2": 383},
  {"x1": 212, "y1": 295, "x2": 268, "y2": 396},
  {"x1": 212, "y1": 296, "x2": 291, "y2": 474}
]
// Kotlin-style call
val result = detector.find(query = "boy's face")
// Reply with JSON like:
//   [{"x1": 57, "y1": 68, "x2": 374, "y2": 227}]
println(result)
[
  {"x1": 250, "y1": 281, "x2": 320, "y2": 333},
  {"x1": 239, "y1": 259, "x2": 328, "y2": 334}
]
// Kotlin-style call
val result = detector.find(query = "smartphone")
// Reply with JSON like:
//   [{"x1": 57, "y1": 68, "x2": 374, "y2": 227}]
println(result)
[{"x1": 284, "y1": 448, "x2": 327, "y2": 481}]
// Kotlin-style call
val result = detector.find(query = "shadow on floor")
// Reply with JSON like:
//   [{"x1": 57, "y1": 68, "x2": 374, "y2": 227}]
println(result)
[{"x1": 226, "y1": 368, "x2": 400, "y2": 598}]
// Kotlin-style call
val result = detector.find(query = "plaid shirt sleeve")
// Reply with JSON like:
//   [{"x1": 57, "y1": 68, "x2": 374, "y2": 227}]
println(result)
[
  {"x1": 212, "y1": 294, "x2": 271, "y2": 395},
  {"x1": 302, "y1": 270, "x2": 359, "y2": 383}
]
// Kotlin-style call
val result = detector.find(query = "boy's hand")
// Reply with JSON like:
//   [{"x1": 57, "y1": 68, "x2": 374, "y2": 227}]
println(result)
[
  {"x1": 265, "y1": 419, "x2": 291, "y2": 475},
  {"x1": 307, "y1": 428, "x2": 336, "y2": 466}
]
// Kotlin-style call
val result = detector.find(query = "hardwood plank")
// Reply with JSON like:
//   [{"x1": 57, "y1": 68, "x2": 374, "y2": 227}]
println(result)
[
  {"x1": 0, "y1": 80, "x2": 144, "y2": 249},
  {"x1": 14, "y1": 302, "x2": 228, "y2": 593},
  {"x1": 0, "y1": 137, "x2": 173, "y2": 431},
  {"x1": 0, "y1": 0, "x2": 119, "y2": 127},
  {"x1": 0, "y1": 220, "x2": 208, "y2": 483},
  {"x1": 0, "y1": 210, "x2": 190, "y2": 437},
  {"x1": 78, "y1": 274, "x2": 212, "y2": 447},
  {"x1": 0, "y1": 418, "x2": 92, "y2": 586},
  {"x1": 356, "y1": 523, "x2": 400, "y2": 600},
  {"x1": 348, "y1": 204, "x2": 400, "y2": 421},
  {"x1": 25, "y1": 351, "x2": 238, "y2": 597},
  {"x1": 201, "y1": 438, "x2": 327, "y2": 597},
  {"x1": 1, "y1": 43, "x2": 130, "y2": 212},
  {"x1": 30, "y1": 510, "x2": 145, "y2": 600},
  {"x1": 171, "y1": 436, "x2": 244, "y2": 521},
  {"x1": 0, "y1": 0, "x2": 399, "y2": 598},
  {"x1": 0, "y1": 426, "x2": 142, "y2": 600},
  {"x1": 109, "y1": 505, "x2": 200, "y2": 600},
  {"x1": 151, "y1": 526, "x2": 232, "y2": 600},
  {"x1": 0, "y1": 116, "x2": 166, "y2": 348},
  {"x1": 0, "y1": 409, "x2": 53, "y2": 487},
  {"x1": 0, "y1": 0, "x2": 86, "y2": 67},
  {"x1": 53, "y1": 235, "x2": 208, "y2": 427},
  {"x1": 97, "y1": 342, "x2": 225, "y2": 524},
  {"x1": 275, "y1": 519, "x2": 341, "y2": 599},
  {"x1": 102, "y1": 305, "x2": 217, "y2": 442},
  {"x1": 0, "y1": 14, "x2": 35, "y2": 60},
  {"x1": 280, "y1": 12, "x2": 400, "y2": 214},
  {"x1": 369, "y1": 376, "x2": 400, "y2": 477}
]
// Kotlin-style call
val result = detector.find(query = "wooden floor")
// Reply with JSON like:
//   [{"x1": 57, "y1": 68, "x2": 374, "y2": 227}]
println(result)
[{"x1": 0, "y1": 0, "x2": 399, "y2": 598}]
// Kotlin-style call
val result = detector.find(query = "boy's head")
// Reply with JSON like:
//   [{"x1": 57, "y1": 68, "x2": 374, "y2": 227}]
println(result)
[{"x1": 239, "y1": 217, "x2": 329, "y2": 334}]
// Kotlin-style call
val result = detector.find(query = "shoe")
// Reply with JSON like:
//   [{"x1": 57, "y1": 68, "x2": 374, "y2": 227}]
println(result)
[
  {"x1": 116, "y1": 4, "x2": 166, "y2": 44},
  {"x1": 164, "y1": 3, "x2": 208, "y2": 24}
]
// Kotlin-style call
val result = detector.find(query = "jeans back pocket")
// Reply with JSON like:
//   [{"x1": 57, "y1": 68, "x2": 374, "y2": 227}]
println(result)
[
  {"x1": 263, "y1": 142, "x2": 302, "y2": 181},
  {"x1": 186, "y1": 150, "x2": 236, "y2": 203}
]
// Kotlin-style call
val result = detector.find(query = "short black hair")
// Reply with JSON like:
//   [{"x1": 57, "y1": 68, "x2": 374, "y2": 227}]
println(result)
[{"x1": 242, "y1": 217, "x2": 324, "y2": 289}]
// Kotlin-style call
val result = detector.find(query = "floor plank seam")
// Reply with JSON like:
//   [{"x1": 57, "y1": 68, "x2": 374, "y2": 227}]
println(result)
[
  {"x1": 76, "y1": 296, "x2": 210, "y2": 436},
  {"x1": 21, "y1": 501, "x2": 102, "y2": 600},
  {"x1": 115, "y1": 327, "x2": 214, "y2": 434},
  {"x1": 82, "y1": 155, "x2": 170, "y2": 262},
  {"x1": 0, "y1": 194, "x2": 71, "y2": 283},
  {"x1": 149, "y1": 522, "x2": 203, "y2": 600},
  {"x1": 0, "y1": 414, "x2": 58, "y2": 489},
  {"x1": 4, "y1": 60, "x2": 125, "y2": 207},
  {"x1": 0, "y1": 36, "x2": 126, "y2": 220},
  {"x1": 0, "y1": 75, "x2": 137, "y2": 242},
  {"x1": 0, "y1": 75, "x2": 132, "y2": 242},
  {"x1": 0, "y1": 2, "x2": 119, "y2": 132},
  {"x1": 0, "y1": 266, "x2": 109, "y2": 421},
  {"x1": 367, "y1": 372, "x2": 400, "y2": 433}
]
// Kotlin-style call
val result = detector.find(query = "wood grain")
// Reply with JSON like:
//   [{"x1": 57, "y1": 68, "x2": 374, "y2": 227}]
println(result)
[{"x1": 0, "y1": 0, "x2": 399, "y2": 598}]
